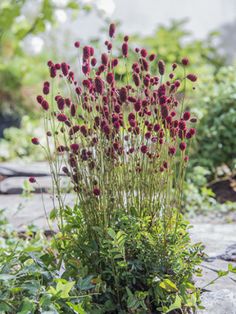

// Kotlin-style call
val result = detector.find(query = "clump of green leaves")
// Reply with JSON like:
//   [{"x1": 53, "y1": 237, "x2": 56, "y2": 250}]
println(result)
[
  {"x1": 0, "y1": 211, "x2": 94, "y2": 313},
  {"x1": 58, "y1": 208, "x2": 204, "y2": 313},
  {"x1": 194, "y1": 66, "x2": 236, "y2": 171}
]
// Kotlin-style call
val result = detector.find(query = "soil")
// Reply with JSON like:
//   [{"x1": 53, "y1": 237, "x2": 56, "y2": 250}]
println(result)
[{"x1": 210, "y1": 177, "x2": 236, "y2": 203}]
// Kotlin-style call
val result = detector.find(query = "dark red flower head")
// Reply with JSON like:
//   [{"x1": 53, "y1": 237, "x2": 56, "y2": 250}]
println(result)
[
  {"x1": 74, "y1": 41, "x2": 80, "y2": 48},
  {"x1": 158, "y1": 60, "x2": 165, "y2": 75},
  {"x1": 93, "y1": 187, "x2": 100, "y2": 196},
  {"x1": 109, "y1": 23, "x2": 116, "y2": 38},
  {"x1": 181, "y1": 57, "x2": 189, "y2": 66},
  {"x1": 187, "y1": 74, "x2": 197, "y2": 82},
  {"x1": 31, "y1": 137, "x2": 40, "y2": 145},
  {"x1": 29, "y1": 177, "x2": 36, "y2": 183},
  {"x1": 122, "y1": 42, "x2": 128, "y2": 57},
  {"x1": 179, "y1": 142, "x2": 187, "y2": 151}
]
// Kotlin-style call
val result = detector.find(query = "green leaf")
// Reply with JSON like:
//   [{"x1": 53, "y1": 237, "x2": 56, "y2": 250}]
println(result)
[
  {"x1": 18, "y1": 298, "x2": 35, "y2": 314},
  {"x1": 159, "y1": 279, "x2": 178, "y2": 292},
  {"x1": 107, "y1": 228, "x2": 116, "y2": 240},
  {"x1": 56, "y1": 279, "x2": 75, "y2": 298},
  {"x1": 228, "y1": 263, "x2": 236, "y2": 273},
  {"x1": 166, "y1": 295, "x2": 182, "y2": 313},
  {"x1": 67, "y1": 302, "x2": 85, "y2": 314}
]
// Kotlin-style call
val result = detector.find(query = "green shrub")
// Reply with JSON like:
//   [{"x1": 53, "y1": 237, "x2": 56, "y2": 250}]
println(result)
[{"x1": 194, "y1": 67, "x2": 236, "y2": 171}]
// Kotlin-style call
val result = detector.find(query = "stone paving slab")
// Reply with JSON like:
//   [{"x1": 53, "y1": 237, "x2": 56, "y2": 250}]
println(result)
[
  {"x1": 0, "y1": 194, "x2": 75, "y2": 229},
  {"x1": 0, "y1": 161, "x2": 51, "y2": 177},
  {"x1": 0, "y1": 176, "x2": 70, "y2": 194}
]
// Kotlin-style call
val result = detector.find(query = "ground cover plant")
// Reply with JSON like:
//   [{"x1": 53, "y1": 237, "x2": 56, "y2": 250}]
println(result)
[{"x1": 28, "y1": 24, "x2": 208, "y2": 313}]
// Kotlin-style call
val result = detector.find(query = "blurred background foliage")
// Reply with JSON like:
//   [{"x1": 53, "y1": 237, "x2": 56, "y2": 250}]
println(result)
[{"x1": 0, "y1": 0, "x2": 235, "y2": 216}]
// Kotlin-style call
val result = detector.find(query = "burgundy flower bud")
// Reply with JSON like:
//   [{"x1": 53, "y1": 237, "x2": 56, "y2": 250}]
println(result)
[
  {"x1": 75, "y1": 87, "x2": 82, "y2": 96},
  {"x1": 161, "y1": 105, "x2": 168, "y2": 119},
  {"x1": 119, "y1": 87, "x2": 127, "y2": 102},
  {"x1": 55, "y1": 63, "x2": 61, "y2": 70},
  {"x1": 168, "y1": 146, "x2": 176, "y2": 156},
  {"x1": 132, "y1": 73, "x2": 140, "y2": 87},
  {"x1": 143, "y1": 76, "x2": 150, "y2": 87},
  {"x1": 70, "y1": 104, "x2": 76, "y2": 117},
  {"x1": 57, "y1": 113, "x2": 67, "y2": 122},
  {"x1": 141, "y1": 145, "x2": 148, "y2": 154},
  {"x1": 179, "y1": 142, "x2": 187, "y2": 151},
  {"x1": 57, "y1": 97, "x2": 65, "y2": 110},
  {"x1": 57, "y1": 145, "x2": 65, "y2": 153},
  {"x1": 89, "y1": 46, "x2": 94, "y2": 56},
  {"x1": 134, "y1": 100, "x2": 141, "y2": 112},
  {"x1": 83, "y1": 46, "x2": 90, "y2": 60},
  {"x1": 124, "y1": 35, "x2": 129, "y2": 42},
  {"x1": 43, "y1": 86, "x2": 49, "y2": 95},
  {"x1": 186, "y1": 132, "x2": 192, "y2": 139},
  {"x1": 169, "y1": 73, "x2": 174, "y2": 79},
  {"x1": 106, "y1": 72, "x2": 114, "y2": 84},
  {"x1": 41, "y1": 100, "x2": 49, "y2": 111},
  {"x1": 80, "y1": 125, "x2": 87, "y2": 137},
  {"x1": 122, "y1": 42, "x2": 128, "y2": 57},
  {"x1": 159, "y1": 95, "x2": 167, "y2": 105},
  {"x1": 158, "y1": 84, "x2": 166, "y2": 98},
  {"x1": 61, "y1": 62, "x2": 69, "y2": 76},
  {"x1": 163, "y1": 161, "x2": 168, "y2": 169},
  {"x1": 181, "y1": 57, "x2": 189, "y2": 66},
  {"x1": 112, "y1": 58, "x2": 118, "y2": 68},
  {"x1": 82, "y1": 62, "x2": 90, "y2": 75},
  {"x1": 179, "y1": 120, "x2": 187, "y2": 130},
  {"x1": 50, "y1": 66, "x2": 56, "y2": 78},
  {"x1": 29, "y1": 176, "x2": 36, "y2": 183},
  {"x1": 109, "y1": 23, "x2": 116, "y2": 38},
  {"x1": 145, "y1": 131, "x2": 151, "y2": 139},
  {"x1": 184, "y1": 156, "x2": 189, "y2": 162},
  {"x1": 135, "y1": 47, "x2": 139, "y2": 53},
  {"x1": 140, "y1": 58, "x2": 149, "y2": 71},
  {"x1": 74, "y1": 41, "x2": 80, "y2": 48},
  {"x1": 172, "y1": 63, "x2": 177, "y2": 70},
  {"x1": 140, "y1": 48, "x2": 147, "y2": 58},
  {"x1": 93, "y1": 187, "x2": 100, "y2": 196},
  {"x1": 187, "y1": 74, "x2": 197, "y2": 82},
  {"x1": 82, "y1": 79, "x2": 91, "y2": 89},
  {"x1": 47, "y1": 60, "x2": 53, "y2": 67},
  {"x1": 154, "y1": 123, "x2": 160, "y2": 132},
  {"x1": 36, "y1": 95, "x2": 43, "y2": 104},
  {"x1": 128, "y1": 96, "x2": 136, "y2": 103},
  {"x1": 158, "y1": 60, "x2": 165, "y2": 75},
  {"x1": 183, "y1": 111, "x2": 191, "y2": 121},
  {"x1": 62, "y1": 166, "x2": 69, "y2": 175},
  {"x1": 101, "y1": 53, "x2": 108, "y2": 66},
  {"x1": 189, "y1": 128, "x2": 196, "y2": 136},
  {"x1": 113, "y1": 121, "x2": 120, "y2": 129},
  {"x1": 174, "y1": 80, "x2": 181, "y2": 88},
  {"x1": 70, "y1": 143, "x2": 79, "y2": 153},
  {"x1": 69, "y1": 125, "x2": 80, "y2": 136},
  {"x1": 94, "y1": 76, "x2": 104, "y2": 95},
  {"x1": 91, "y1": 57, "x2": 97, "y2": 67},
  {"x1": 31, "y1": 137, "x2": 39, "y2": 145},
  {"x1": 129, "y1": 119, "x2": 136, "y2": 127},
  {"x1": 149, "y1": 54, "x2": 156, "y2": 61}
]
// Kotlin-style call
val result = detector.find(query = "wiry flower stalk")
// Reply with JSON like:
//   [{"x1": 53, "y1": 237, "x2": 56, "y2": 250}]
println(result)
[{"x1": 33, "y1": 24, "x2": 197, "y2": 241}]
